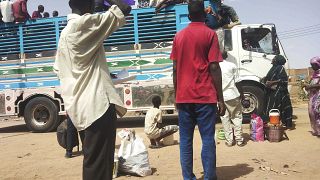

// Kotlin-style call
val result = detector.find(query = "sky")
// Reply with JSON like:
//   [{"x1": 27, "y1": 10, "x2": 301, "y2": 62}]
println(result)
[{"x1": 27, "y1": 0, "x2": 320, "y2": 69}]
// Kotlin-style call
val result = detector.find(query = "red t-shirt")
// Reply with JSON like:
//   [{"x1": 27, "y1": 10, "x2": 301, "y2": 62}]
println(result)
[
  {"x1": 170, "y1": 22, "x2": 222, "y2": 103},
  {"x1": 12, "y1": 0, "x2": 30, "y2": 22}
]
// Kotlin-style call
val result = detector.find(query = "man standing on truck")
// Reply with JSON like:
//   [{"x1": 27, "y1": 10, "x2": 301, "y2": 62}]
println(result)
[
  {"x1": 0, "y1": 0, "x2": 15, "y2": 23},
  {"x1": 52, "y1": 10, "x2": 58, "y2": 17},
  {"x1": 219, "y1": 0, "x2": 241, "y2": 29},
  {"x1": 171, "y1": 1, "x2": 225, "y2": 179},
  {"x1": 12, "y1": 0, "x2": 30, "y2": 23},
  {"x1": 31, "y1": 5, "x2": 44, "y2": 19},
  {"x1": 206, "y1": 0, "x2": 240, "y2": 29},
  {"x1": 54, "y1": 0, "x2": 131, "y2": 179},
  {"x1": 206, "y1": 0, "x2": 240, "y2": 56}
]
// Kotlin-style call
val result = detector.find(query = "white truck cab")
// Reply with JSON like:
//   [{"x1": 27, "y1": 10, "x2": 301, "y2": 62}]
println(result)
[{"x1": 225, "y1": 23, "x2": 288, "y2": 114}]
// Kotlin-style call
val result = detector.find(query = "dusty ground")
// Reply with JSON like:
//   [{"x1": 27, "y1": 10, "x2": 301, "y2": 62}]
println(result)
[{"x1": 0, "y1": 102, "x2": 319, "y2": 180}]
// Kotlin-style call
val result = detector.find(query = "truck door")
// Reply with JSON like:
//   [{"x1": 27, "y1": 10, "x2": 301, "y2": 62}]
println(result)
[{"x1": 237, "y1": 26, "x2": 276, "y2": 79}]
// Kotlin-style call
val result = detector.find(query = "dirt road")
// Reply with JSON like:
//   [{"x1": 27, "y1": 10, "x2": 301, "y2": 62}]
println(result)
[{"x1": 0, "y1": 103, "x2": 319, "y2": 180}]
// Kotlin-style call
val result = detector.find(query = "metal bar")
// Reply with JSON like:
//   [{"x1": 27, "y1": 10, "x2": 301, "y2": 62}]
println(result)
[
  {"x1": 133, "y1": 12, "x2": 139, "y2": 44},
  {"x1": 18, "y1": 25, "x2": 24, "y2": 54}
]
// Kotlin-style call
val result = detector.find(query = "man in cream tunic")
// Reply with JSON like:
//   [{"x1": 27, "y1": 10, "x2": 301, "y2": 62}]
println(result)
[{"x1": 54, "y1": 0, "x2": 131, "y2": 179}]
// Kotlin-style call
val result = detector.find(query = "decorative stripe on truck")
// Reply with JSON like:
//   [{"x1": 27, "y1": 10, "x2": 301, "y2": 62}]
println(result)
[{"x1": 0, "y1": 73, "x2": 172, "y2": 90}]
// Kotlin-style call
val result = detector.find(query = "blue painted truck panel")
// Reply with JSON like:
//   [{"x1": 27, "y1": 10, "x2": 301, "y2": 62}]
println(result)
[{"x1": 0, "y1": 1, "x2": 217, "y2": 91}]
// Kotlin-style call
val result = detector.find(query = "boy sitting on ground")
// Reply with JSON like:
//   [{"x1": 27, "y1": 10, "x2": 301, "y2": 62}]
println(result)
[{"x1": 144, "y1": 95, "x2": 179, "y2": 148}]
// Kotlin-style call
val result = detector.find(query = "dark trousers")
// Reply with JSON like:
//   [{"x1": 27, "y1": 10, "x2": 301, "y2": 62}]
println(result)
[
  {"x1": 178, "y1": 103, "x2": 217, "y2": 180},
  {"x1": 66, "y1": 117, "x2": 84, "y2": 152},
  {"x1": 83, "y1": 104, "x2": 117, "y2": 180}
]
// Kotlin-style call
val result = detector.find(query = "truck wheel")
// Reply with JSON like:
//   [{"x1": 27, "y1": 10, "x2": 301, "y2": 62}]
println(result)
[
  {"x1": 24, "y1": 97, "x2": 60, "y2": 132},
  {"x1": 242, "y1": 85, "x2": 265, "y2": 116}
]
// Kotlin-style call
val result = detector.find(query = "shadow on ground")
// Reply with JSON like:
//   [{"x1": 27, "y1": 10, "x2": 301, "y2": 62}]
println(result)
[
  {"x1": 117, "y1": 116, "x2": 178, "y2": 128},
  {"x1": 197, "y1": 163, "x2": 254, "y2": 180},
  {"x1": 0, "y1": 116, "x2": 177, "y2": 134},
  {"x1": 242, "y1": 133, "x2": 251, "y2": 144},
  {"x1": 117, "y1": 167, "x2": 158, "y2": 178},
  {"x1": 216, "y1": 163, "x2": 254, "y2": 180},
  {"x1": 0, "y1": 124, "x2": 29, "y2": 133}
]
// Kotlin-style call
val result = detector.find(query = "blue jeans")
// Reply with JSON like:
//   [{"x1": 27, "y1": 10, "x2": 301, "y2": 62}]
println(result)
[{"x1": 178, "y1": 103, "x2": 217, "y2": 180}]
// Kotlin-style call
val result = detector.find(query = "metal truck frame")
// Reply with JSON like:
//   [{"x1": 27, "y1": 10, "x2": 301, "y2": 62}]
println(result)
[{"x1": 0, "y1": 2, "x2": 287, "y2": 132}]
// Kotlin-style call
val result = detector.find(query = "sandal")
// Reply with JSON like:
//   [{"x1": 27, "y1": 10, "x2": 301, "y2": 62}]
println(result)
[
  {"x1": 237, "y1": 141, "x2": 246, "y2": 147},
  {"x1": 149, "y1": 144, "x2": 163, "y2": 149}
]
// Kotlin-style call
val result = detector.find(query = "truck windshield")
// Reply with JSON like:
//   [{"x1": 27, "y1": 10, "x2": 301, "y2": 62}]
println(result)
[{"x1": 241, "y1": 28, "x2": 275, "y2": 54}]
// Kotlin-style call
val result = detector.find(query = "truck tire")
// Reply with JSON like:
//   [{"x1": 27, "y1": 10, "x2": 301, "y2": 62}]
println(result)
[
  {"x1": 24, "y1": 97, "x2": 60, "y2": 132},
  {"x1": 242, "y1": 85, "x2": 265, "y2": 116}
]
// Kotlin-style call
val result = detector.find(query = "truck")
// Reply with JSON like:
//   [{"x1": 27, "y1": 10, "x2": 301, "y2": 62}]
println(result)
[{"x1": 0, "y1": 1, "x2": 288, "y2": 132}]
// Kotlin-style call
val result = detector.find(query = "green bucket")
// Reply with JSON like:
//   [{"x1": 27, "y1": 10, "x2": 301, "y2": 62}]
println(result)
[{"x1": 217, "y1": 129, "x2": 225, "y2": 140}]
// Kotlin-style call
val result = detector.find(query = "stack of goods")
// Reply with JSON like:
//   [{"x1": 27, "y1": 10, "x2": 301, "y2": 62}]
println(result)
[
  {"x1": 265, "y1": 109, "x2": 288, "y2": 142},
  {"x1": 250, "y1": 113, "x2": 264, "y2": 142}
]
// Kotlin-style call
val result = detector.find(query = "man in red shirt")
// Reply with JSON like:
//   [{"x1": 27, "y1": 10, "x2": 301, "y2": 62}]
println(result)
[
  {"x1": 170, "y1": 1, "x2": 225, "y2": 179},
  {"x1": 12, "y1": 0, "x2": 30, "y2": 23}
]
